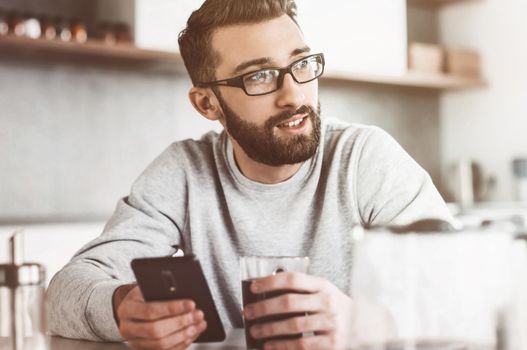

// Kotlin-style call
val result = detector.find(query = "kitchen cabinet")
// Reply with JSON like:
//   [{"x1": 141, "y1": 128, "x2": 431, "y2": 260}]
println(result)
[
  {"x1": 0, "y1": 0, "x2": 485, "y2": 90},
  {"x1": 296, "y1": 0, "x2": 407, "y2": 78},
  {"x1": 402, "y1": 0, "x2": 486, "y2": 89},
  {"x1": 281, "y1": 0, "x2": 485, "y2": 89},
  {"x1": 133, "y1": 0, "x2": 198, "y2": 53}
]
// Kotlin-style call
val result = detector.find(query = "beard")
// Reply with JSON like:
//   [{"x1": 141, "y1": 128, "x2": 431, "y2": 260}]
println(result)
[{"x1": 216, "y1": 96, "x2": 322, "y2": 167}]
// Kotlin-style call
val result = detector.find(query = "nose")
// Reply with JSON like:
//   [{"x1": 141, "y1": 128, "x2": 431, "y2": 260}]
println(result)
[{"x1": 275, "y1": 73, "x2": 305, "y2": 110}]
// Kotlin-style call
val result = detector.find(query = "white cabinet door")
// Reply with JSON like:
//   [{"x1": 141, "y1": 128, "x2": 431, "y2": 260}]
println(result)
[
  {"x1": 296, "y1": 0, "x2": 407, "y2": 76},
  {"x1": 135, "y1": 0, "x2": 201, "y2": 52}
]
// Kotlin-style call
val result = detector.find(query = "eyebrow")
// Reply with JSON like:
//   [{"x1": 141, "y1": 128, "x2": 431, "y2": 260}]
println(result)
[{"x1": 231, "y1": 46, "x2": 311, "y2": 75}]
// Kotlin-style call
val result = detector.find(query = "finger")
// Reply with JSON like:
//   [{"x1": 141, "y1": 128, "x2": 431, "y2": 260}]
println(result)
[
  {"x1": 121, "y1": 310, "x2": 203, "y2": 340},
  {"x1": 251, "y1": 272, "x2": 327, "y2": 294},
  {"x1": 264, "y1": 334, "x2": 332, "y2": 350},
  {"x1": 166, "y1": 322, "x2": 205, "y2": 350},
  {"x1": 119, "y1": 298, "x2": 196, "y2": 321},
  {"x1": 245, "y1": 293, "x2": 324, "y2": 320},
  {"x1": 251, "y1": 313, "x2": 334, "y2": 339},
  {"x1": 167, "y1": 339, "x2": 193, "y2": 350},
  {"x1": 127, "y1": 320, "x2": 206, "y2": 350},
  {"x1": 167, "y1": 343, "x2": 188, "y2": 350},
  {"x1": 126, "y1": 285, "x2": 145, "y2": 301},
  {"x1": 189, "y1": 320, "x2": 207, "y2": 342}
]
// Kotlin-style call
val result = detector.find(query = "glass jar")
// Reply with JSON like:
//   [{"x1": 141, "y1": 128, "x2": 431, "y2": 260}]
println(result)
[
  {"x1": 0, "y1": 10, "x2": 9, "y2": 36},
  {"x1": 71, "y1": 20, "x2": 87, "y2": 44},
  {"x1": 56, "y1": 18, "x2": 71, "y2": 42},
  {"x1": 40, "y1": 17, "x2": 56, "y2": 40}
]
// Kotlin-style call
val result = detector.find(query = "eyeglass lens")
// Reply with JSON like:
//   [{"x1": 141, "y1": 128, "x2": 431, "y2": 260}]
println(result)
[{"x1": 242, "y1": 55, "x2": 323, "y2": 95}]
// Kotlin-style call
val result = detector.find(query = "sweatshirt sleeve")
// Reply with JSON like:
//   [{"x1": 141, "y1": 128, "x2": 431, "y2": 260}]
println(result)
[
  {"x1": 355, "y1": 126, "x2": 453, "y2": 226},
  {"x1": 46, "y1": 146, "x2": 188, "y2": 341}
]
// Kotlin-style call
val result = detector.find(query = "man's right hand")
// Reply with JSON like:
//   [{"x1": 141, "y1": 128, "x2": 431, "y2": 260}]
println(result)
[{"x1": 113, "y1": 285, "x2": 207, "y2": 350}]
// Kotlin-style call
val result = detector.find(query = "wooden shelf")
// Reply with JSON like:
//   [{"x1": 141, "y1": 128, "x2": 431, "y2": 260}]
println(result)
[
  {"x1": 0, "y1": 35, "x2": 485, "y2": 90},
  {"x1": 323, "y1": 69, "x2": 486, "y2": 90},
  {"x1": 408, "y1": 0, "x2": 481, "y2": 7},
  {"x1": 0, "y1": 35, "x2": 183, "y2": 72}
]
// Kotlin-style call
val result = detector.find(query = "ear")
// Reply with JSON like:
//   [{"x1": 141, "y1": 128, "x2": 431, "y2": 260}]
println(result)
[{"x1": 188, "y1": 87, "x2": 222, "y2": 121}]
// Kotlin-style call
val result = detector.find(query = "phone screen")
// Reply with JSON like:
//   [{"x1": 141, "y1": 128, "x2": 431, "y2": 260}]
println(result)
[{"x1": 131, "y1": 255, "x2": 226, "y2": 343}]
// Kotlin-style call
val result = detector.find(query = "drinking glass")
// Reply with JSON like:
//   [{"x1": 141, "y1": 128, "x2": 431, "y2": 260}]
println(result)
[{"x1": 240, "y1": 256, "x2": 309, "y2": 350}]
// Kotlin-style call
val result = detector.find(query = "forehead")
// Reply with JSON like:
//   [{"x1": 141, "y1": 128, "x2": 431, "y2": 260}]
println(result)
[{"x1": 211, "y1": 15, "x2": 307, "y2": 77}]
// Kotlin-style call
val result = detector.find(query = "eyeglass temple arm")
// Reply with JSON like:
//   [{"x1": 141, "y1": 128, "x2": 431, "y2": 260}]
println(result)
[{"x1": 198, "y1": 77, "x2": 241, "y2": 88}]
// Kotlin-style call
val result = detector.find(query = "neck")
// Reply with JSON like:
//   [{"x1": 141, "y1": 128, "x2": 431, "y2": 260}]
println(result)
[{"x1": 230, "y1": 139, "x2": 303, "y2": 184}]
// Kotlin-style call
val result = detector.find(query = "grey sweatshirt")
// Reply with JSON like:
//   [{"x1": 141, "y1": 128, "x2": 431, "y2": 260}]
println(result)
[{"x1": 46, "y1": 118, "x2": 453, "y2": 341}]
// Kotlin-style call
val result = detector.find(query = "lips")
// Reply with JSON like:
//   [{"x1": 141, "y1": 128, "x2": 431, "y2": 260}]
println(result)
[{"x1": 276, "y1": 114, "x2": 308, "y2": 128}]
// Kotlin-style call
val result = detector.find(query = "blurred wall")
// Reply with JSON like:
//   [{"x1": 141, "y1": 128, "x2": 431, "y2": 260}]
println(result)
[
  {"x1": 0, "y1": 2, "x2": 442, "y2": 223},
  {"x1": 0, "y1": 62, "x2": 219, "y2": 222},
  {"x1": 439, "y1": 0, "x2": 527, "y2": 201}
]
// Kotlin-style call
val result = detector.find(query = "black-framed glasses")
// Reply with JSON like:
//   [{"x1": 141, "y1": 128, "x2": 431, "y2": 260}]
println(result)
[{"x1": 198, "y1": 53, "x2": 325, "y2": 96}]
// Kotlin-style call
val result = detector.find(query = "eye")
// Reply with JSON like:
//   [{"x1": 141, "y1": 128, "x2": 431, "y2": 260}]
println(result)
[
  {"x1": 245, "y1": 70, "x2": 277, "y2": 84},
  {"x1": 294, "y1": 58, "x2": 312, "y2": 70}
]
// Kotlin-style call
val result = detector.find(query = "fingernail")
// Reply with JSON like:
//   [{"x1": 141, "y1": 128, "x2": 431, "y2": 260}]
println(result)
[
  {"x1": 186, "y1": 300, "x2": 196, "y2": 310},
  {"x1": 193, "y1": 310, "x2": 203, "y2": 322},
  {"x1": 265, "y1": 342, "x2": 276, "y2": 350},
  {"x1": 244, "y1": 307, "x2": 254, "y2": 319},
  {"x1": 188, "y1": 326, "x2": 197, "y2": 336},
  {"x1": 251, "y1": 325, "x2": 262, "y2": 338}
]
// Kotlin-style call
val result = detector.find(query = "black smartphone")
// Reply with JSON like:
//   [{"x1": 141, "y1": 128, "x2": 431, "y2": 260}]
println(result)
[{"x1": 131, "y1": 255, "x2": 226, "y2": 343}]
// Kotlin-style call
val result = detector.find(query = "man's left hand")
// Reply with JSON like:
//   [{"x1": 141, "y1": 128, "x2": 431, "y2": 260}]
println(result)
[{"x1": 243, "y1": 272, "x2": 353, "y2": 350}]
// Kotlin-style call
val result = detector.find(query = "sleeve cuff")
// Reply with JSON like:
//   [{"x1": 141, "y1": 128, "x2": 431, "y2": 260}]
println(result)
[{"x1": 85, "y1": 280, "x2": 125, "y2": 342}]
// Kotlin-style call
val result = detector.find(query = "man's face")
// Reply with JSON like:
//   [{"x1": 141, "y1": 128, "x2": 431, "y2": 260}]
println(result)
[{"x1": 211, "y1": 15, "x2": 321, "y2": 166}]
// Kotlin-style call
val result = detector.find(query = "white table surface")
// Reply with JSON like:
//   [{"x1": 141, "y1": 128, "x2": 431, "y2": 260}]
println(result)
[
  {"x1": 1, "y1": 329, "x2": 247, "y2": 350},
  {"x1": 54, "y1": 328, "x2": 246, "y2": 350}
]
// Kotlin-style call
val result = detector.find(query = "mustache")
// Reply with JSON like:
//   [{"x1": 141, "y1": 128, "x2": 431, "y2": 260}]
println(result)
[{"x1": 265, "y1": 105, "x2": 315, "y2": 129}]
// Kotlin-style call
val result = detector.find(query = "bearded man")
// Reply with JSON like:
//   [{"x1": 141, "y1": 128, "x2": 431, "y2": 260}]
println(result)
[{"x1": 47, "y1": 1, "x2": 452, "y2": 349}]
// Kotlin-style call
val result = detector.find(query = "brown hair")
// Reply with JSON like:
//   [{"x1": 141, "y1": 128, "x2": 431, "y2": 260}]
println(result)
[{"x1": 178, "y1": 0, "x2": 298, "y2": 86}]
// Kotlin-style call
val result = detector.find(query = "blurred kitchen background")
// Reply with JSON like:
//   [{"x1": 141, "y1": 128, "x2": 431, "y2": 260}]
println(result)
[{"x1": 1, "y1": 0, "x2": 526, "y2": 280}]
